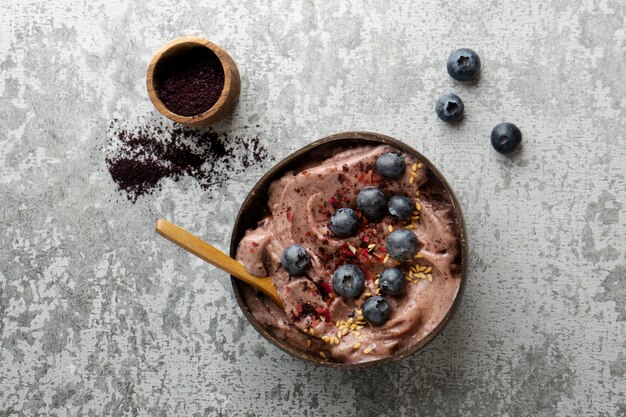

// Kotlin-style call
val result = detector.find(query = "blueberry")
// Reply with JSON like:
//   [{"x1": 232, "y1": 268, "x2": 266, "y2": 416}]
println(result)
[
  {"x1": 280, "y1": 244, "x2": 311, "y2": 275},
  {"x1": 362, "y1": 296, "x2": 391, "y2": 325},
  {"x1": 376, "y1": 152, "x2": 406, "y2": 179},
  {"x1": 357, "y1": 187, "x2": 387, "y2": 221},
  {"x1": 491, "y1": 122, "x2": 522, "y2": 154},
  {"x1": 332, "y1": 264, "x2": 365, "y2": 298},
  {"x1": 330, "y1": 208, "x2": 358, "y2": 238},
  {"x1": 388, "y1": 195, "x2": 413, "y2": 220},
  {"x1": 386, "y1": 229, "x2": 419, "y2": 262},
  {"x1": 447, "y1": 48, "x2": 481, "y2": 81},
  {"x1": 379, "y1": 268, "x2": 406, "y2": 296},
  {"x1": 435, "y1": 93, "x2": 464, "y2": 123}
]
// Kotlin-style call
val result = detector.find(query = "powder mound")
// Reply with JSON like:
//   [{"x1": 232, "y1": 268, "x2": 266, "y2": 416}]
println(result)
[
  {"x1": 155, "y1": 46, "x2": 225, "y2": 116},
  {"x1": 105, "y1": 120, "x2": 269, "y2": 202}
]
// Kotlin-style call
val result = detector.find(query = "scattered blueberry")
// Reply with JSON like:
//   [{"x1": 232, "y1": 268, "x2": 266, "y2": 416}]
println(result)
[
  {"x1": 435, "y1": 93, "x2": 464, "y2": 123},
  {"x1": 357, "y1": 187, "x2": 387, "y2": 221},
  {"x1": 332, "y1": 264, "x2": 365, "y2": 298},
  {"x1": 379, "y1": 268, "x2": 406, "y2": 296},
  {"x1": 362, "y1": 296, "x2": 392, "y2": 326},
  {"x1": 330, "y1": 208, "x2": 358, "y2": 238},
  {"x1": 376, "y1": 152, "x2": 406, "y2": 179},
  {"x1": 386, "y1": 229, "x2": 419, "y2": 261},
  {"x1": 447, "y1": 48, "x2": 481, "y2": 81},
  {"x1": 280, "y1": 244, "x2": 311, "y2": 275},
  {"x1": 491, "y1": 122, "x2": 522, "y2": 154},
  {"x1": 388, "y1": 195, "x2": 413, "y2": 220}
]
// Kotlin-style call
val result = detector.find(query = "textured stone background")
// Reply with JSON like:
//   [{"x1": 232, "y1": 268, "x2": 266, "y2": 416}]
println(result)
[{"x1": 1, "y1": 0, "x2": 625, "y2": 415}]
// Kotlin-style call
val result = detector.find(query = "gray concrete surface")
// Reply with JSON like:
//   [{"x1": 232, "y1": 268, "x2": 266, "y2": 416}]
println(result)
[{"x1": 1, "y1": 0, "x2": 625, "y2": 415}]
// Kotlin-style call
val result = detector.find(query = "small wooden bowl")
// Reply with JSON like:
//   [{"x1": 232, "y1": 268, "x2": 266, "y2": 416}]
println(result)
[
  {"x1": 146, "y1": 36, "x2": 241, "y2": 127},
  {"x1": 229, "y1": 131, "x2": 469, "y2": 369}
]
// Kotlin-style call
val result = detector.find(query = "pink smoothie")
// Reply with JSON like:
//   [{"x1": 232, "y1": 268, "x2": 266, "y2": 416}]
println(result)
[{"x1": 236, "y1": 145, "x2": 462, "y2": 364}]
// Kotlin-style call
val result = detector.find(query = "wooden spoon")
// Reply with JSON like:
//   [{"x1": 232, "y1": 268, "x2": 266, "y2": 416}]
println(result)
[{"x1": 155, "y1": 219, "x2": 282, "y2": 308}]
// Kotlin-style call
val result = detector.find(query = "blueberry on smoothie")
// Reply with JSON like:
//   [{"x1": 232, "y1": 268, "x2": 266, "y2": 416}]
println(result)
[
  {"x1": 386, "y1": 229, "x2": 419, "y2": 261},
  {"x1": 376, "y1": 152, "x2": 406, "y2": 179},
  {"x1": 357, "y1": 187, "x2": 387, "y2": 221},
  {"x1": 379, "y1": 268, "x2": 406, "y2": 296},
  {"x1": 362, "y1": 296, "x2": 392, "y2": 325},
  {"x1": 332, "y1": 264, "x2": 365, "y2": 298},
  {"x1": 280, "y1": 244, "x2": 311, "y2": 275},
  {"x1": 388, "y1": 195, "x2": 413, "y2": 220},
  {"x1": 330, "y1": 208, "x2": 359, "y2": 238}
]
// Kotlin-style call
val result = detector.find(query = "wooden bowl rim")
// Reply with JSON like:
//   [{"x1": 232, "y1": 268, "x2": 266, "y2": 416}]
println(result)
[
  {"x1": 146, "y1": 35, "x2": 236, "y2": 124},
  {"x1": 229, "y1": 131, "x2": 468, "y2": 369}
]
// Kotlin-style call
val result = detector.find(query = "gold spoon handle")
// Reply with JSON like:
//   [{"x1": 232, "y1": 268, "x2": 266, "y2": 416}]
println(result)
[{"x1": 155, "y1": 219, "x2": 283, "y2": 308}]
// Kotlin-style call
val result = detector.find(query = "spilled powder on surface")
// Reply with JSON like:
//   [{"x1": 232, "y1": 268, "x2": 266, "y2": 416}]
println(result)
[{"x1": 104, "y1": 119, "x2": 269, "y2": 202}]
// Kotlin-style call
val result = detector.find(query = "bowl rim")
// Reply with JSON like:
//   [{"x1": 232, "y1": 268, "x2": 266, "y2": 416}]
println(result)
[{"x1": 229, "y1": 131, "x2": 468, "y2": 369}]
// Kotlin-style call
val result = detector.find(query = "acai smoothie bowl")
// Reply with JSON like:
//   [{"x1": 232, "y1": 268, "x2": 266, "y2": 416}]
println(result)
[{"x1": 229, "y1": 132, "x2": 468, "y2": 368}]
